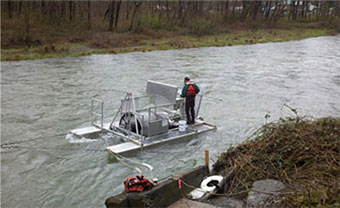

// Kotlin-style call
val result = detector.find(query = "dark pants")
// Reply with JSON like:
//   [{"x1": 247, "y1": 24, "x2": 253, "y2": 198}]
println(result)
[{"x1": 185, "y1": 96, "x2": 195, "y2": 124}]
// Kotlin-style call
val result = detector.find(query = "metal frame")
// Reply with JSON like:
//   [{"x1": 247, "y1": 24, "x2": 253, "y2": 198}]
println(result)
[
  {"x1": 73, "y1": 81, "x2": 211, "y2": 152},
  {"x1": 91, "y1": 98, "x2": 104, "y2": 129},
  {"x1": 69, "y1": 81, "x2": 217, "y2": 155},
  {"x1": 108, "y1": 93, "x2": 180, "y2": 139}
]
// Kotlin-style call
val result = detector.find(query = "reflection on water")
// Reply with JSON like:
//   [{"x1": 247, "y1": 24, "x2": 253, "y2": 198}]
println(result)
[{"x1": 1, "y1": 35, "x2": 340, "y2": 208}]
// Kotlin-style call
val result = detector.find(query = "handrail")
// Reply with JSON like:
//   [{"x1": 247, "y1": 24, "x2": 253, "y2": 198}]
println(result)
[{"x1": 91, "y1": 98, "x2": 104, "y2": 129}]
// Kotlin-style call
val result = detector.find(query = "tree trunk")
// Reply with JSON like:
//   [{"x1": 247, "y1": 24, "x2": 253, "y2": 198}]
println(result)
[
  {"x1": 268, "y1": 2, "x2": 278, "y2": 25},
  {"x1": 165, "y1": 0, "x2": 170, "y2": 22},
  {"x1": 125, "y1": 1, "x2": 130, "y2": 21},
  {"x1": 18, "y1": 1, "x2": 23, "y2": 16},
  {"x1": 128, "y1": 1, "x2": 143, "y2": 31},
  {"x1": 274, "y1": 3, "x2": 284, "y2": 23},
  {"x1": 24, "y1": 2, "x2": 30, "y2": 46},
  {"x1": 104, "y1": 1, "x2": 110, "y2": 20},
  {"x1": 180, "y1": 1, "x2": 190, "y2": 26},
  {"x1": 109, "y1": 0, "x2": 115, "y2": 31},
  {"x1": 224, "y1": 0, "x2": 229, "y2": 21},
  {"x1": 69, "y1": 1, "x2": 73, "y2": 21},
  {"x1": 176, "y1": 1, "x2": 183, "y2": 25},
  {"x1": 231, "y1": 0, "x2": 236, "y2": 21},
  {"x1": 39, "y1": 0, "x2": 44, "y2": 19},
  {"x1": 241, "y1": 1, "x2": 250, "y2": 21},
  {"x1": 115, "y1": 0, "x2": 122, "y2": 28},
  {"x1": 300, "y1": 0, "x2": 306, "y2": 18},
  {"x1": 290, "y1": 1, "x2": 296, "y2": 20},
  {"x1": 252, "y1": 1, "x2": 261, "y2": 20},
  {"x1": 264, "y1": 1, "x2": 272, "y2": 20},
  {"x1": 60, "y1": 1, "x2": 66, "y2": 22},
  {"x1": 8, "y1": 0, "x2": 13, "y2": 18},
  {"x1": 293, "y1": 1, "x2": 298, "y2": 20},
  {"x1": 87, "y1": 0, "x2": 91, "y2": 30}
]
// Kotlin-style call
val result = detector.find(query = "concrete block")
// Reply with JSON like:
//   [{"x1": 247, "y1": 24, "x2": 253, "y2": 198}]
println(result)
[{"x1": 246, "y1": 179, "x2": 285, "y2": 208}]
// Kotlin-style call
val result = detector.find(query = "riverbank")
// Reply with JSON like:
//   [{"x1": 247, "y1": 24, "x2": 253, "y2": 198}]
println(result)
[
  {"x1": 105, "y1": 116, "x2": 339, "y2": 207},
  {"x1": 1, "y1": 27, "x2": 335, "y2": 62},
  {"x1": 212, "y1": 116, "x2": 340, "y2": 207}
]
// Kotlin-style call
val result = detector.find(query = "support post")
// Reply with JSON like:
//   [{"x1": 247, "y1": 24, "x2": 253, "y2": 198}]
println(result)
[{"x1": 205, "y1": 149, "x2": 209, "y2": 167}]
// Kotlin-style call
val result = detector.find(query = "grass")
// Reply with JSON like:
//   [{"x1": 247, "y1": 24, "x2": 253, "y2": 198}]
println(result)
[{"x1": 212, "y1": 115, "x2": 340, "y2": 207}]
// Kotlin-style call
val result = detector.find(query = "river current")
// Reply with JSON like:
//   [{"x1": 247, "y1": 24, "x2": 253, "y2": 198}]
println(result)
[{"x1": 1, "y1": 35, "x2": 340, "y2": 207}]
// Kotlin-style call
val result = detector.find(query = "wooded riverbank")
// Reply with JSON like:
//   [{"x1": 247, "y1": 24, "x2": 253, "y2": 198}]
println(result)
[{"x1": 1, "y1": 1, "x2": 339, "y2": 61}]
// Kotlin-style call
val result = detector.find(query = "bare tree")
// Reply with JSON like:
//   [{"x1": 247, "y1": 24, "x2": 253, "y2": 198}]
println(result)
[
  {"x1": 109, "y1": 0, "x2": 115, "y2": 31},
  {"x1": 69, "y1": 1, "x2": 73, "y2": 21},
  {"x1": 88, "y1": 0, "x2": 91, "y2": 30},
  {"x1": 7, "y1": 0, "x2": 13, "y2": 18},
  {"x1": 24, "y1": 2, "x2": 30, "y2": 46},
  {"x1": 165, "y1": 0, "x2": 170, "y2": 22},
  {"x1": 129, "y1": 1, "x2": 143, "y2": 31},
  {"x1": 115, "y1": 0, "x2": 122, "y2": 28}
]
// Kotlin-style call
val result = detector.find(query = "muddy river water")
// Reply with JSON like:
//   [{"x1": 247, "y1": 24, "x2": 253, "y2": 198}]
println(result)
[{"x1": 1, "y1": 36, "x2": 340, "y2": 207}]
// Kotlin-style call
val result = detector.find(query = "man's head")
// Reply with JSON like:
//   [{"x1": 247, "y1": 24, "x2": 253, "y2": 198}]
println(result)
[{"x1": 184, "y1": 77, "x2": 190, "y2": 83}]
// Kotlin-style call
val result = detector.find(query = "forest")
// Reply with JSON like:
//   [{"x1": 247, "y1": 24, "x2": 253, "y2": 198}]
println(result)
[{"x1": 1, "y1": 1, "x2": 339, "y2": 60}]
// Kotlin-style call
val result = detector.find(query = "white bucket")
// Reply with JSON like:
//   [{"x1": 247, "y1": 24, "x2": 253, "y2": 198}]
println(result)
[{"x1": 179, "y1": 120, "x2": 186, "y2": 131}]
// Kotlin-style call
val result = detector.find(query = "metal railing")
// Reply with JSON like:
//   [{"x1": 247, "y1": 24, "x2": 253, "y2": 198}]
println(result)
[{"x1": 91, "y1": 98, "x2": 104, "y2": 129}]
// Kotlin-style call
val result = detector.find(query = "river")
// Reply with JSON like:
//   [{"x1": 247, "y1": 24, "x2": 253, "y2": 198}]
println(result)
[{"x1": 1, "y1": 35, "x2": 340, "y2": 207}]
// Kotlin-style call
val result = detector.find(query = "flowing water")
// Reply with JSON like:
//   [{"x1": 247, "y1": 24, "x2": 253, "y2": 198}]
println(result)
[{"x1": 1, "y1": 36, "x2": 340, "y2": 208}]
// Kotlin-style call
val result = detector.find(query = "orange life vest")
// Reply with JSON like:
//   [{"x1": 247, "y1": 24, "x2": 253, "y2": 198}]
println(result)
[{"x1": 186, "y1": 84, "x2": 196, "y2": 96}]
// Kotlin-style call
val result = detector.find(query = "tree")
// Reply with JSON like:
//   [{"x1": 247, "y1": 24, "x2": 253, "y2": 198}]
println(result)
[
  {"x1": 128, "y1": 1, "x2": 143, "y2": 31},
  {"x1": 87, "y1": 0, "x2": 91, "y2": 30},
  {"x1": 108, "y1": 0, "x2": 115, "y2": 31},
  {"x1": 115, "y1": 0, "x2": 122, "y2": 28},
  {"x1": 7, "y1": 0, "x2": 13, "y2": 18},
  {"x1": 24, "y1": 1, "x2": 30, "y2": 46}
]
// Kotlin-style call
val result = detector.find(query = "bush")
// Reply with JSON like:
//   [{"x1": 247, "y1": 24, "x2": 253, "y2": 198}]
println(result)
[
  {"x1": 330, "y1": 17, "x2": 340, "y2": 33},
  {"x1": 188, "y1": 17, "x2": 213, "y2": 36},
  {"x1": 212, "y1": 116, "x2": 340, "y2": 207},
  {"x1": 140, "y1": 15, "x2": 167, "y2": 30}
]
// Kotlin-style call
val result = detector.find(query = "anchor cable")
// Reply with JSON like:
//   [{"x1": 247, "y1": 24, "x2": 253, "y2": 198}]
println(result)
[
  {"x1": 1, "y1": 145, "x2": 106, "y2": 152},
  {"x1": 0, "y1": 133, "x2": 67, "y2": 148},
  {"x1": 85, "y1": 89, "x2": 130, "y2": 94},
  {"x1": 0, "y1": 133, "x2": 106, "y2": 153}
]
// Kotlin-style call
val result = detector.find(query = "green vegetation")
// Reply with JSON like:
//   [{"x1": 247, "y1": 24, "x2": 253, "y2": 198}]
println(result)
[{"x1": 212, "y1": 116, "x2": 340, "y2": 207}]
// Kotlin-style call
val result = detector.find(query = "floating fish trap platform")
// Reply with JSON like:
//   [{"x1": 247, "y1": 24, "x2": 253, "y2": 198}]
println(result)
[{"x1": 69, "y1": 80, "x2": 216, "y2": 154}]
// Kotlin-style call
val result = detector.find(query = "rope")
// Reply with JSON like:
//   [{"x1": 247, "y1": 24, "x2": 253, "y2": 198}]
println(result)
[
  {"x1": 107, "y1": 149, "x2": 154, "y2": 178},
  {"x1": 107, "y1": 149, "x2": 143, "y2": 174},
  {"x1": 1, "y1": 134, "x2": 153, "y2": 179},
  {"x1": 0, "y1": 131, "x2": 154, "y2": 178},
  {"x1": 0, "y1": 132, "x2": 107, "y2": 153},
  {"x1": 86, "y1": 89, "x2": 129, "y2": 94},
  {"x1": 0, "y1": 144, "x2": 106, "y2": 152},
  {"x1": 204, "y1": 95, "x2": 224, "y2": 102}
]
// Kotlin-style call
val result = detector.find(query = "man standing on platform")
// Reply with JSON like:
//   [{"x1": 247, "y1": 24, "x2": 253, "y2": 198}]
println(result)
[{"x1": 181, "y1": 77, "x2": 200, "y2": 125}]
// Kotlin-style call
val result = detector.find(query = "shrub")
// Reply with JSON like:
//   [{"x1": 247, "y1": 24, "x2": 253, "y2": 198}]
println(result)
[
  {"x1": 212, "y1": 116, "x2": 340, "y2": 207},
  {"x1": 330, "y1": 17, "x2": 340, "y2": 33},
  {"x1": 188, "y1": 17, "x2": 213, "y2": 36},
  {"x1": 140, "y1": 15, "x2": 167, "y2": 30}
]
